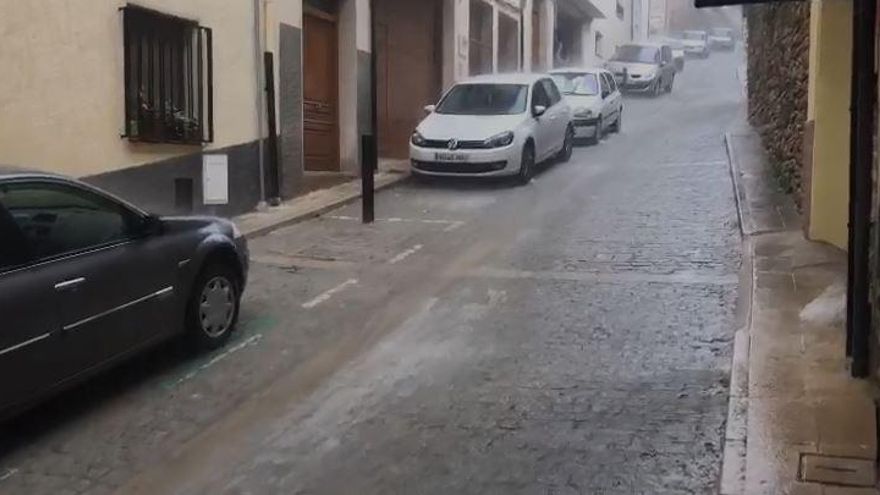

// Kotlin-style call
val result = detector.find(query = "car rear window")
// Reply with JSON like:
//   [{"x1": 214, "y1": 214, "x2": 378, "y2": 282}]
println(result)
[
  {"x1": 551, "y1": 73, "x2": 599, "y2": 96},
  {"x1": 612, "y1": 45, "x2": 660, "y2": 64},
  {"x1": 436, "y1": 84, "x2": 528, "y2": 115}
]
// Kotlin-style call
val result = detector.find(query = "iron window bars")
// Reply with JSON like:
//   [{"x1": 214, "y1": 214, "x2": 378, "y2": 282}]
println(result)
[{"x1": 121, "y1": 5, "x2": 213, "y2": 145}]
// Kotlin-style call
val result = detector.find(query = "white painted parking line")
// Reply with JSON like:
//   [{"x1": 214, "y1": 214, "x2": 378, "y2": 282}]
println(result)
[
  {"x1": 171, "y1": 334, "x2": 264, "y2": 387},
  {"x1": 0, "y1": 468, "x2": 19, "y2": 482},
  {"x1": 301, "y1": 278, "x2": 359, "y2": 309},
  {"x1": 326, "y1": 215, "x2": 464, "y2": 230},
  {"x1": 388, "y1": 245, "x2": 423, "y2": 264},
  {"x1": 442, "y1": 221, "x2": 465, "y2": 232}
]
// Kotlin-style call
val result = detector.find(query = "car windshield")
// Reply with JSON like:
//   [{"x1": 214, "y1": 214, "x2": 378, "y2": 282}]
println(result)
[
  {"x1": 612, "y1": 45, "x2": 659, "y2": 64},
  {"x1": 436, "y1": 84, "x2": 528, "y2": 115},
  {"x1": 683, "y1": 31, "x2": 706, "y2": 40},
  {"x1": 550, "y1": 73, "x2": 599, "y2": 96}
]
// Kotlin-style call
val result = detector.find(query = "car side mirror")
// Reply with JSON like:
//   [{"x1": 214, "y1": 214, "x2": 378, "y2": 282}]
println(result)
[
  {"x1": 135, "y1": 214, "x2": 163, "y2": 237},
  {"x1": 533, "y1": 105, "x2": 547, "y2": 117},
  {"x1": 423, "y1": 104, "x2": 436, "y2": 114}
]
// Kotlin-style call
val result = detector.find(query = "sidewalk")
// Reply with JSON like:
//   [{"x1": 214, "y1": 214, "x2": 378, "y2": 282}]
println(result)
[
  {"x1": 235, "y1": 160, "x2": 409, "y2": 239},
  {"x1": 721, "y1": 127, "x2": 878, "y2": 494}
]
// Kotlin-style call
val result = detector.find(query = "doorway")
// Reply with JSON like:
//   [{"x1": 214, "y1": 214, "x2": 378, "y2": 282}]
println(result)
[
  {"x1": 469, "y1": 0, "x2": 494, "y2": 75},
  {"x1": 375, "y1": 0, "x2": 443, "y2": 159},
  {"x1": 498, "y1": 12, "x2": 519, "y2": 72},
  {"x1": 303, "y1": 8, "x2": 339, "y2": 172}
]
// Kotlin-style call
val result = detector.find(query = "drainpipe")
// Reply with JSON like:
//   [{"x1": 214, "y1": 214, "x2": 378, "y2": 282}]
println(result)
[
  {"x1": 520, "y1": 8, "x2": 525, "y2": 70},
  {"x1": 630, "y1": 0, "x2": 635, "y2": 40},
  {"x1": 252, "y1": 0, "x2": 267, "y2": 208},
  {"x1": 848, "y1": 0, "x2": 876, "y2": 378}
]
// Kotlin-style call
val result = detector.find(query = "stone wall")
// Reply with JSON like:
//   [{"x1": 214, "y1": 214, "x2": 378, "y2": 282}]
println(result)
[{"x1": 744, "y1": 2, "x2": 811, "y2": 204}]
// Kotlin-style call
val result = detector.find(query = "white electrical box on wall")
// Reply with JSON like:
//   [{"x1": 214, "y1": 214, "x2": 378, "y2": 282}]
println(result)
[{"x1": 202, "y1": 154, "x2": 229, "y2": 205}]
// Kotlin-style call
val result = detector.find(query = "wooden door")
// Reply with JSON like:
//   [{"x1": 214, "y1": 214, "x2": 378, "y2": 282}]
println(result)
[
  {"x1": 303, "y1": 12, "x2": 339, "y2": 171},
  {"x1": 376, "y1": 0, "x2": 442, "y2": 158}
]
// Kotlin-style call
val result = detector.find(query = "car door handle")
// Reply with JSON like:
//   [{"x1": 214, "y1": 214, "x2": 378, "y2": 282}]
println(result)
[{"x1": 55, "y1": 277, "x2": 86, "y2": 291}]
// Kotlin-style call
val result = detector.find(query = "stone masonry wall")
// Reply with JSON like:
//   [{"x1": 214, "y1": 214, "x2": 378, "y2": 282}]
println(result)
[{"x1": 745, "y1": 2, "x2": 811, "y2": 205}]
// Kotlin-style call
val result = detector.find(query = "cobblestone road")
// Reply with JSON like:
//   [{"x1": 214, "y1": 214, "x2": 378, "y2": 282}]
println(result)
[{"x1": 0, "y1": 50, "x2": 744, "y2": 494}]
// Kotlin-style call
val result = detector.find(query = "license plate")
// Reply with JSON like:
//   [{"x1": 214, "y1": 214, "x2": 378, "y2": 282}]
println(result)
[{"x1": 434, "y1": 152, "x2": 468, "y2": 162}]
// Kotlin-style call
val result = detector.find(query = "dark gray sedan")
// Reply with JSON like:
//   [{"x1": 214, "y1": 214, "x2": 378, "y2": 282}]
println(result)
[{"x1": 0, "y1": 166, "x2": 248, "y2": 419}]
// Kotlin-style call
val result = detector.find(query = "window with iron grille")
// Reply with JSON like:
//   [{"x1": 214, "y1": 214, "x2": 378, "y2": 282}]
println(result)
[{"x1": 122, "y1": 5, "x2": 213, "y2": 145}]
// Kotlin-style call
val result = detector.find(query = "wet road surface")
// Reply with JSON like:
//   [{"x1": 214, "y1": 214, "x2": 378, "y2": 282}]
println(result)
[{"x1": 1, "y1": 50, "x2": 743, "y2": 494}]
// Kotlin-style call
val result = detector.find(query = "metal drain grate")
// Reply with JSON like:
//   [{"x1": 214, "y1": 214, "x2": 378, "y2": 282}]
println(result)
[{"x1": 799, "y1": 453, "x2": 877, "y2": 487}]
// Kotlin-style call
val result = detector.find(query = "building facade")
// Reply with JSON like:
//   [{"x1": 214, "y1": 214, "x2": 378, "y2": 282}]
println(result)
[
  {"x1": 531, "y1": 0, "x2": 642, "y2": 70},
  {"x1": 0, "y1": 0, "x2": 647, "y2": 218},
  {"x1": 0, "y1": 0, "x2": 266, "y2": 217},
  {"x1": 0, "y1": 0, "x2": 533, "y2": 216}
]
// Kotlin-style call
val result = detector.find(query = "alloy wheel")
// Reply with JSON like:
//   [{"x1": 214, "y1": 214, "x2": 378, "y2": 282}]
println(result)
[{"x1": 199, "y1": 276, "x2": 236, "y2": 338}]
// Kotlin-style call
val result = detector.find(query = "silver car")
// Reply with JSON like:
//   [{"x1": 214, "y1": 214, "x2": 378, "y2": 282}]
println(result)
[
  {"x1": 606, "y1": 43, "x2": 677, "y2": 96},
  {"x1": 550, "y1": 68, "x2": 623, "y2": 144}
]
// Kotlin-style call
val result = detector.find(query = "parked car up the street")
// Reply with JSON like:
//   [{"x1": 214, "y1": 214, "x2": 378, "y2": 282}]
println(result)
[
  {"x1": 607, "y1": 43, "x2": 677, "y2": 96},
  {"x1": 660, "y1": 37, "x2": 687, "y2": 72},
  {"x1": 681, "y1": 30, "x2": 711, "y2": 58},
  {"x1": 709, "y1": 28, "x2": 735, "y2": 50},
  {"x1": 550, "y1": 68, "x2": 623, "y2": 144},
  {"x1": 410, "y1": 74, "x2": 574, "y2": 185},
  {"x1": 0, "y1": 166, "x2": 249, "y2": 420}
]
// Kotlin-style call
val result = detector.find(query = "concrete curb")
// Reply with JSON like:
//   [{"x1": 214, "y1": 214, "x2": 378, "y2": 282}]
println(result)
[
  {"x1": 719, "y1": 238, "x2": 753, "y2": 495},
  {"x1": 237, "y1": 172, "x2": 410, "y2": 239},
  {"x1": 719, "y1": 134, "x2": 754, "y2": 495},
  {"x1": 724, "y1": 133, "x2": 747, "y2": 238}
]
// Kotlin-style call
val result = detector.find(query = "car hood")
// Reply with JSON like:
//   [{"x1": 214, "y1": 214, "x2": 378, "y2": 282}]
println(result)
[
  {"x1": 682, "y1": 39, "x2": 706, "y2": 48},
  {"x1": 417, "y1": 113, "x2": 526, "y2": 141},
  {"x1": 606, "y1": 61, "x2": 657, "y2": 77},
  {"x1": 564, "y1": 94, "x2": 601, "y2": 112}
]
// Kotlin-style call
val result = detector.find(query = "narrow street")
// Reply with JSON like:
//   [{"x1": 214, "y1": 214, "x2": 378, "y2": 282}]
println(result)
[{"x1": 0, "y1": 50, "x2": 744, "y2": 495}]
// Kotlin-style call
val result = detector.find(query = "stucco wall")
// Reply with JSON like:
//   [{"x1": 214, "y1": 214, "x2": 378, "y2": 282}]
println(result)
[
  {"x1": 591, "y1": 0, "x2": 634, "y2": 62},
  {"x1": 806, "y1": 0, "x2": 851, "y2": 250},
  {"x1": 0, "y1": 0, "x2": 260, "y2": 177}
]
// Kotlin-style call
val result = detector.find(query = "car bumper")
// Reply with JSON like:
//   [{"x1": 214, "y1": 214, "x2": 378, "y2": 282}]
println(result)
[
  {"x1": 409, "y1": 143, "x2": 521, "y2": 177},
  {"x1": 573, "y1": 117, "x2": 599, "y2": 138},
  {"x1": 684, "y1": 47, "x2": 706, "y2": 56},
  {"x1": 235, "y1": 237, "x2": 250, "y2": 291},
  {"x1": 710, "y1": 40, "x2": 735, "y2": 49},
  {"x1": 617, "y1": 78, "x2": 656, "y2": 92}
]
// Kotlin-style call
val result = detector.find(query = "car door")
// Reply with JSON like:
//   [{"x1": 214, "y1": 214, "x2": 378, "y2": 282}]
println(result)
[
  {"x1": 661, "y1": 46, "x2": 674, "y2": 83},
  {"x1": 603, "y1": 73, "x2": 622, "y2": 124},
  {"x1": 0, "y1": 199, "x2": 66, "y2": 414},
  {"x1": 530, "y1": 81, "x2": 554, "y2": 160},
  {"x1": 598, "y1": 73, "x2": 614, "y2": 126},
  {"x1": 0, "y1": 180, "x2": 178, "y2": 377},
  {"x1": 540, "y1": 78, "x2": 567, "y2": 152}
]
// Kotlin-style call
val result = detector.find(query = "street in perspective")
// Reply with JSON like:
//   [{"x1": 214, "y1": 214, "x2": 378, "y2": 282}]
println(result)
[{"x1": 2, "y1": 0, "x2": 880, "y2": 494}]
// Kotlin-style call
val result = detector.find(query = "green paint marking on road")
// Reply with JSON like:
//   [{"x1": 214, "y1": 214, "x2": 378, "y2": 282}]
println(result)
[{"x1": 158, "y1": 315, "x2": 279, "y2": 391}]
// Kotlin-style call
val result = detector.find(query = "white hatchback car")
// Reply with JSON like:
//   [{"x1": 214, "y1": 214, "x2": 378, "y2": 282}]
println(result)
[
  {"x1": 682, "y1": 30, "x2": 710, "y2": 58},
  {"x1": 410, "y1": 74, "x2": 574, "y2": 184},
  {"x1": 549, "y1": 68, "x2": 622, "y2": 144}
]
